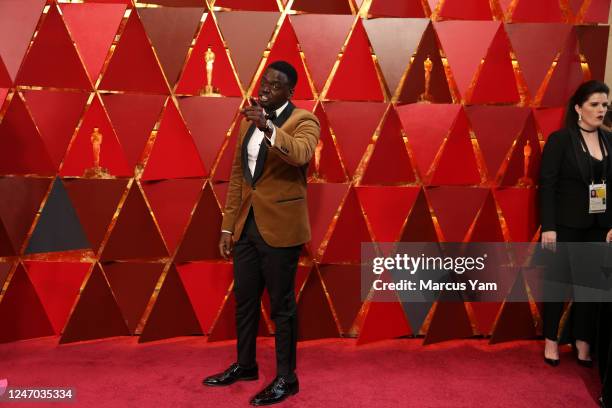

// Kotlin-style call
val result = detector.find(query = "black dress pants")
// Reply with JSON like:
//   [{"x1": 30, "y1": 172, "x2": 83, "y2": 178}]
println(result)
[
  {"x1": 599, "y1": 302, "x2": 612, "y2": 403},
  {"x1": 233, "y1": 208, "x2": 301, "y2": 380},
  {"x1": 542, "y1": 225, "x2": 606, "y2": 342}
]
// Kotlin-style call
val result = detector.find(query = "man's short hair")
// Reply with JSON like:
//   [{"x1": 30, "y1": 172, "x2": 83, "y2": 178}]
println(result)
[{"x1": 267, "y1": 60, "x2": 298, "y2": 89}]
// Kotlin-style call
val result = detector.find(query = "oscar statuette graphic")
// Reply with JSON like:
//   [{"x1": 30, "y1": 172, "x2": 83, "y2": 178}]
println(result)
[
  {"x1": 201, "y1": 46, "x2": 221, "y2": 97},
  {"x1": 83, "y1": 127, "x2": 111, "y2": 178},
  {"x1": 517, "y1": 139, "x2": 533, "y2": 187},
  {"x1": 311, "y1": 138, "x2": 323, "y2": 180},
  {"x1": 418, "y1": 56, "x2": 434, "y2": 103}
]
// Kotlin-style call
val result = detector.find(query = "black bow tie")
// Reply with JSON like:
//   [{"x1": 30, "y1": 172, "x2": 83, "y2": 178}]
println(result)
[{"x1": 265, "y1": 111, "x2": 277, "y2": 121}]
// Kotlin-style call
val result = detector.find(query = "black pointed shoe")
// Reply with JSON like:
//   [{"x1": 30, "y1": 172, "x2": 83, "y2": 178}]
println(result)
[
  {"x1": 249, "y1": 376, "x2": 299, "y2": 406},
  {"x1": 202, "y1": 363, "x2": 258, "y2": 386},
  {"x1": 544, "y1": 356, "x2": 560, "y2": 367},
  {"x1": 572, "y1": 344, "x2": 593, "y2": 367}
]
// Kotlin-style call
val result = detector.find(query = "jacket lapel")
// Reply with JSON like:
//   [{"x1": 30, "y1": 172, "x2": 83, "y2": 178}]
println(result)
[
  {"x1": 569, "y1": 127, "x2": 590, "y2": 184},
  {"x1": 599, "y1": 128, "x2": 612, "y2": 181},
  {"x1": 251, "y1": 102, "x2": 296, "y2": 185},
  {"x1": 272, "y1": 101, "x2": 295, "y2": 128},
  {"x1": 241, "y1": 124, "x2": 256, "y2": 185}
]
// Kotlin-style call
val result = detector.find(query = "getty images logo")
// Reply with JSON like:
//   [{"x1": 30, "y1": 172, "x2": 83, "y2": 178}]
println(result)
[{"x1": 0, "y1": 378, "x2": 7, "y2": 396}]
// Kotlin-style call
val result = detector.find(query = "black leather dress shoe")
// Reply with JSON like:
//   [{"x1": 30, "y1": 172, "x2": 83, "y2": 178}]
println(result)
[
  {"x1": 249, "y1": 376, "x2": 299, "y2": 406},
  {"x1": 202, "y1": 363, "x2": 258, "y2": 386}
]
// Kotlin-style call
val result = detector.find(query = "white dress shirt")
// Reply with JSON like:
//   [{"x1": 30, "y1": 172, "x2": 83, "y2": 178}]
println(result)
[{"x1": 246, "y1": 101, "x2": 288, "y2": 176}]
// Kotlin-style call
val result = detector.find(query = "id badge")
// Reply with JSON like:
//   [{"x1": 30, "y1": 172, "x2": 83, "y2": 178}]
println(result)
[{"x1": 589, "y1": 183, "x2": 607, "y2": 213}]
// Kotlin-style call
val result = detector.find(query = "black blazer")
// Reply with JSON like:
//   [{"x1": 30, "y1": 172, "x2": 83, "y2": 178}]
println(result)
[{"x1": 539, "y1": 127, "x2": 612, "y2": 232}]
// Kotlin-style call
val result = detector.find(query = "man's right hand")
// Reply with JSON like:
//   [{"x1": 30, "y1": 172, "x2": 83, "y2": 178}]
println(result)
[
  {"x1": 219, "y1": 232, "x2": 234, "y2": 260},
  {"x1": 541, "y1": 230, "x2": 557, "y2": 252}
]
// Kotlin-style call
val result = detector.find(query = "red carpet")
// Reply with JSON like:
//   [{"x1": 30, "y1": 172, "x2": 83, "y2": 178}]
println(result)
[{"x1": 0, "y1": 337, "x2": 602, "y2": 407}]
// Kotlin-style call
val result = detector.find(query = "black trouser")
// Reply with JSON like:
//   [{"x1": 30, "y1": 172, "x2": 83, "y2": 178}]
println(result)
[
  {"x1": 233, "y1": 208, "x2": 301, "y2": 380},
  {"x1": 599, "y1": 302, "x2": 612, "y2": 402},
  {"x1": 542, "y1": 225, "x2": 607, "y2": 342}
]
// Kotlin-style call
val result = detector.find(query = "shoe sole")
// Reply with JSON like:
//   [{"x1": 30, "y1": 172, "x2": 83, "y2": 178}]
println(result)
[{"x1": 203, "y1": 376, "x2": 259, "y2": 387}]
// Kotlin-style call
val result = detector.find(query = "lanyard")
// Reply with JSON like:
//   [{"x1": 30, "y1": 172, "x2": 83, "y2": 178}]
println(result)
[{"x1": 578, "y1": 131, "x2": 607, "y2": 184}]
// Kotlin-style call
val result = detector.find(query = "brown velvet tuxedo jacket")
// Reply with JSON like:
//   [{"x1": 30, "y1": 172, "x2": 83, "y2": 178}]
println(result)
[{"x1": 221, "y1": 102, "x2": 321, "y2": 247}]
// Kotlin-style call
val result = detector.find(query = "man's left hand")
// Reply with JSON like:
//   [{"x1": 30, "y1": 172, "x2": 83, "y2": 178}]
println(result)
[{"x1": 606, "y1": 229, "x2": 612, "y2": 243}]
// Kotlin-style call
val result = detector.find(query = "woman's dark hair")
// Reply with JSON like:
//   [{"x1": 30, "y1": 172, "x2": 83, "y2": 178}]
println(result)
[{"x1": 565, "y1": 80, "x2": 609, "y2": 129}]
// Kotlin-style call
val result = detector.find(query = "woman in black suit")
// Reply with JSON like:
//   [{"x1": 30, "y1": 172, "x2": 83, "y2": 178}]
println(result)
[
  {"x1": 598, "y1": 109, "x2": 612, "y2": 408},
  {"x1": 539, "y1": 80, "x2": 611, "y2": 367}
]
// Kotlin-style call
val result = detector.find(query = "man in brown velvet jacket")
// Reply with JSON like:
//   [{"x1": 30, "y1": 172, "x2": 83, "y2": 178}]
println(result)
[{"x1": 202, "y1": 61, "x2": 320, "y2": 406}]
